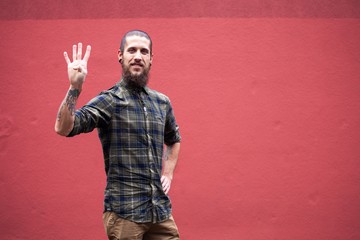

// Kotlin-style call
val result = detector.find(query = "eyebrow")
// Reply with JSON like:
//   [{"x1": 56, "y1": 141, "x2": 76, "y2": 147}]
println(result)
[{"x1": 127, "y1": 46, "x2": 150, "y2": 52}]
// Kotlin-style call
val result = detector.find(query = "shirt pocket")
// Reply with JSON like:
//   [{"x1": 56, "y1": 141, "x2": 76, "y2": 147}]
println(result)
[{"x1": 147, "y1": 110, "x2": 165, "y2": 144}]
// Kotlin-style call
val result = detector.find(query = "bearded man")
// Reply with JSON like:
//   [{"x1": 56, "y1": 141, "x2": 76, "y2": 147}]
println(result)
[{"x1": 55, "y1": 30, "x2": 181, "y2": 240}]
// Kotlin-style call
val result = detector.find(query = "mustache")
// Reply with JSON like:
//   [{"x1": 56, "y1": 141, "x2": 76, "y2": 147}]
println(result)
[{"x1": 130, "y1": 62, "x2": 144, "y2": 67}]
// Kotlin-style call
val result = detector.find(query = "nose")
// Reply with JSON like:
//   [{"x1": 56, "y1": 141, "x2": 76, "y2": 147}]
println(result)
[{"x1": 134, "y1": 50, "x2": 142, "y2": 60}]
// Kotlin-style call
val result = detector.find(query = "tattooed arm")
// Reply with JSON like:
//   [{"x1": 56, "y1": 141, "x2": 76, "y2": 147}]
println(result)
[
  {"x1": 55, "y1": 43, "x2": 91, "y2": 136},
  {"x1": 55, "y1": 88, "x2": 81, "y2": 136},
  {"x1": 161, "y1": 142, "x2": 180, "y2": 194}
]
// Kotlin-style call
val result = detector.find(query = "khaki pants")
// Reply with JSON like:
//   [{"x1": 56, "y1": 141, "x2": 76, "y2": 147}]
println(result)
[{"x1": 103, "y1": 212, "x2": 180, "y2": 240}]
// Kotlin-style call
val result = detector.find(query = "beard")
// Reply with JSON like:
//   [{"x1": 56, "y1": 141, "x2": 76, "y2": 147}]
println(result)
[{"x1": 122, "y1": 63, "x2": 150, "y2": 88}]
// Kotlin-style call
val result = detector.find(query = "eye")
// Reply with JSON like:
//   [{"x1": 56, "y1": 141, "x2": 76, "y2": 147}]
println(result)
[
  {"x1": 127, "y1": 47, "x2": 136, "y2": 53},
  {"x1": 141, "y1": 49, "x2": 149, "y2": 55}
]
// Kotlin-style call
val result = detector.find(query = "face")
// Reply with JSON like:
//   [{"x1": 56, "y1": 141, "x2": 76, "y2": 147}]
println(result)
[{"x1": 118, "y1": 35, "x2": 153, "y2": 78}]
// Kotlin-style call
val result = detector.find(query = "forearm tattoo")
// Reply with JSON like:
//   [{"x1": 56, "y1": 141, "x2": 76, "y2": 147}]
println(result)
[
  {"x1": 65, "y1": 89, "x2": 80, "y2": 115},
  {"x1": 57, "y1": 89, "x2": 80, "y2": 120}
]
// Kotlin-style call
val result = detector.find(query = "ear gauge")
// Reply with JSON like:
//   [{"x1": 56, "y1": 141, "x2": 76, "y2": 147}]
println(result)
[{"x1": 119, "y1": 59, "x2": 122, "y2": 63}]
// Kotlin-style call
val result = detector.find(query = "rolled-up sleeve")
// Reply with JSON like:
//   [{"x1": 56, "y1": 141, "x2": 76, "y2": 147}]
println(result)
[
  {"x1": 67, "y1": 93, "x2": 113, "y2": 137},
  {"x1": 164, "y1": 100, "x2": 181, "y2": 146}
]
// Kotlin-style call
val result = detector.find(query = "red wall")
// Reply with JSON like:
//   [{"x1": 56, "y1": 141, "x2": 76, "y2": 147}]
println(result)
[{"x1": 1, "y1": 1, "x2": 360, "y2": 239}]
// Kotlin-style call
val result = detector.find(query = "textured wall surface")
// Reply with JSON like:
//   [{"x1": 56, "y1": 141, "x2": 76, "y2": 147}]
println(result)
[{"x1": 1, "y1": 1, "x2": 360, "y2": 240}]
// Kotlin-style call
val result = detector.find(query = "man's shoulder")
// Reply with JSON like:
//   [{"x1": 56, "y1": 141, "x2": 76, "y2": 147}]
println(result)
[
  {"x1": 100, "y1": 82, "x2": 127, "y2": 98},
  {"x1": 146, "y1": 87, "x2": 170, "y2": 103}
]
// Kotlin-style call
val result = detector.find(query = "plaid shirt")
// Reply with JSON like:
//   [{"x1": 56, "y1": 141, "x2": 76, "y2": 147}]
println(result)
[{"x1": 68, "y1": 80, "x2": 181, "y2": 223}]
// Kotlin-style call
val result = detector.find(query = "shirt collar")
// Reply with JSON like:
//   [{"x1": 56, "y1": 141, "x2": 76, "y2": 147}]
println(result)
[{"x1": 118, "y1": 79, "x2": 149, "y2": 95}]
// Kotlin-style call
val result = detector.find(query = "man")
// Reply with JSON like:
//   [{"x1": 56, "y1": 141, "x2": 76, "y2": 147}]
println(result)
[{"x1": 55, "y1": 30, "x2": 181, "y2": 240}]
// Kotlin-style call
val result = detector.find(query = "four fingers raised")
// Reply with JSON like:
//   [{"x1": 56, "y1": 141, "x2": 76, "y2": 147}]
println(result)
[{"x1": 64, "y1": 43, "x2": 92, "y2": 65}]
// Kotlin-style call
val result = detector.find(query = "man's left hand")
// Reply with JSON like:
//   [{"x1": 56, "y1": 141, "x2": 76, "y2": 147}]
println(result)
[{"x1": 161, "y1": 175, "x2": 172, "y2": 194}]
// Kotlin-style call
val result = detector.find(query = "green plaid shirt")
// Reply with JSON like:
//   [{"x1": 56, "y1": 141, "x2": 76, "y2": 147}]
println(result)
[{"x1": 68, "y1": 80, "x2": 181, "y2": 223}]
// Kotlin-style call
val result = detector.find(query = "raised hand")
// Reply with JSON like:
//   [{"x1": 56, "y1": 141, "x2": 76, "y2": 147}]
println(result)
[{"x1": 64, "y1": 43, "x2": 91, "y2": 89}]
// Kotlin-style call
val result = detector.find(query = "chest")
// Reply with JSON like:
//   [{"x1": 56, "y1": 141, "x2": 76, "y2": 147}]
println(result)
[{"x1": 112, "y1": 93, "x2": 167, "y2": 145}]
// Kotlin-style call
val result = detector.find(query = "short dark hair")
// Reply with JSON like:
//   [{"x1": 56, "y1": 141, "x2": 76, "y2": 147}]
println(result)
[{"x1": 120, "y1": 30, "x2": 152, "y2": 54}]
